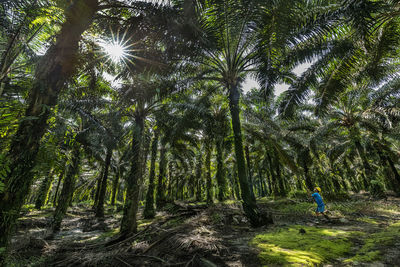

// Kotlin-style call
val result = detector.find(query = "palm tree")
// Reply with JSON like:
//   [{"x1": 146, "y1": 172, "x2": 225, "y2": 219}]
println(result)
[
  {"x1": 0, "y1": 0, "x2": 99, "y2": 256},
  {"x1": 192, "y1": 0, "x2": 336, "y2": 225}
]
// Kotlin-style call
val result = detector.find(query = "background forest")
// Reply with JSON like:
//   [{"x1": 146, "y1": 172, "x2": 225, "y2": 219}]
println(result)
[{"x1": 1, "y1": 0, "x2": 400, "y2": 266}]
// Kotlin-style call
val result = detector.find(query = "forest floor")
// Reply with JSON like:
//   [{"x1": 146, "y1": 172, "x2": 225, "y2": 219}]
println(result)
[{"x1": 7, "y1": 193, "x2": 400, "y2": 266}]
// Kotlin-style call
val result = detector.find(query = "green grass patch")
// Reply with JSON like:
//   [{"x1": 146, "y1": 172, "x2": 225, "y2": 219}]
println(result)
[
  {"x1": 251, "y1": 225, "x2": 352, "y2": 266},
  {"x1": 355, "y1": 217, "x2": 379, "y2": 225},
  {"x1": 345, "y1": 222, "x2": 400, "y2": 263}
]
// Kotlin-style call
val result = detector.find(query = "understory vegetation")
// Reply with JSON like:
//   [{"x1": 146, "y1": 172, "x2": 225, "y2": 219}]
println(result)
[{"x1": 1, "y1": 0, "x2": 400, "y2": 266}]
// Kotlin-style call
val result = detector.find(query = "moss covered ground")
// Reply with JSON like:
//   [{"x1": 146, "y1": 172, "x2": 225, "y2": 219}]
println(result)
[{"x1": 252, "y1": 196, "x2": 400, "y2": 266}]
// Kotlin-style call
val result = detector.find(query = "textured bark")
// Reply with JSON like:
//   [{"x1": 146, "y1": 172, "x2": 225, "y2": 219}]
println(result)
[
  {"x1": 35, "y1": 169, "x2": 54, "y2": 210},
  {"x1": 92, "y1": 169, "x2": 104, "y2": 210},
  {"x1": 266, "y1": 153, "x2": 278, "y2": 195},
  {"x1": 52, "y1": 172, "x2": 64, "y2": 207},
  {"x1": 95, "y1": 148, "x2": 112, "y2": 217},
  {"x1": 0, "y1": 0, "x2": 98, "y2": 258},
  {"x1": 228, "y1": 83, "x2": 270, "y2": 226},
  {"x1": 52, "y1": 146, "x2": 81, "y2": 231},
  {"x1": 275, "y1": 160, "x2": 286, "y2": 196},
  {"x1": 231, "y1": 162, "x2": 241, "y2": 200},
  {"x1": 110, "y1": 168, "x2": 120, "y2": 206},
  {"x1": 245, "y1": 146, "x2": 256, "y2": 201},
  {"x1": 120, "y1": 115, "x2": 144, "y2": 236},
  {"x1": 216, "y1": 139, "x2": 227, "y2": 201},
  {"x1": 143, "y1": 130, "x2": 159, "y2": 219},
  {"x1": 302, "y1": 160, "x2": 313, "y2": 191}
]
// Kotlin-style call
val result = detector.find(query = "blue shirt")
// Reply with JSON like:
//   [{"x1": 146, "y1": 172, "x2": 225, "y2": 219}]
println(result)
[{"x1": 312, "y1": 192, "x2": 324, "y2": 206}]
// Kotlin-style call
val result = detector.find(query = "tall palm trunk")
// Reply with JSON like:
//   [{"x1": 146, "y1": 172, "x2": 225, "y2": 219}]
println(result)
[
  {"x1": 195, "y1": 151, "x2": 203, "y2": 201},
  {"x1": 35, "y1": 169, "x2": 54, "y2": 210},
  {"x1": 95, "y1": 148, "x2": 112, "y2": 217},
  {"x1": 275, "y1": 159, "x2": 286, "y2": 196},
  {"x1": 120, "y1": 115, "x2": 144, "y2": 236},
  {"x1": 227, "y1": 83, "x2": 267, "y2": 226},
  {"x1": 143, "y1": 130, "x2": 159, "y2": 219},
  {"x1": 52, "y1": 145, "x2": 82, "y2": 231},
  {"x1": 302, "y1": 159, "x2": 313, "y2": 191},
  {"x1": 0, "y1": 0, "x2": 98, "y2": 257},
  {"x1": 110, "y1": 168, "x2": 120, "y2": 206},
  {"x1": 156, "y1": 142, "x2": 167, "y2": 209},
  {"x1": 205, "y1": 140, "x2": 213, "y2": 204},
  {"x1": 245, "y1": 145, "x2": 256, "y2": 201},
  {"x1": 93, "y1": 169, "x2": 104, "y2": 209},
  {"x1": 266, "y1": 153, "x2": 278, "y2": 195},
  {"x1": 216, "y1": 138, "x2": 227, "y2": 201}
]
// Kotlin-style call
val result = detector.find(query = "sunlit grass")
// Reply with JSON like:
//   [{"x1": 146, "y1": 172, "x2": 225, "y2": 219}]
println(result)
[
  {"x1": 345, "y1": 222, "x2": 400, "y2": 263},
  {"x1": 251, "y1": 225, "x2": 353, "y2": 266}
]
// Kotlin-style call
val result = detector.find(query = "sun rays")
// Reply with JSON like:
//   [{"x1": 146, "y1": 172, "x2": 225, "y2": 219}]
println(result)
[{"x1": 98, "y1": 27, "x2": 140, "y2": 67}]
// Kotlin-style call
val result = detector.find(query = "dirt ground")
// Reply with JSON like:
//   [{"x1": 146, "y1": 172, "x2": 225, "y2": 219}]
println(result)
[{"x1": 7, "y1": 194, "x2": 400, "y2": 266}]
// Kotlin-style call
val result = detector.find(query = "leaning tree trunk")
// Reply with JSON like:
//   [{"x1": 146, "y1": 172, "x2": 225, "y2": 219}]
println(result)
[
  {"x1": 52, "y1": 171, "x2": 64, "y2": 207},
  {"x1": 52, "y1": 145, "x2": 82, "y2": 231},
  {"x1": 227, "y1": 83, "x2": 271, "y2": 226},
  {"x1": 35, "y1": 169, "x2": 54, "y2": 210},
  {"x1": 95, "y1": 148, "x2": 112, "y2": 217},
  {"x1": 216, "y1": 138, "x2": 227, "y2": 201},
  {"x1": 120, "y1": 115, "x2": 144, "y2": 236},
  {"x1": 143, "y1": 130, "x2": 159, "y2": 219},
  {"x1": 0, "y1": 0, "x2": 98, "y2": 258},
  {"x1": 156, "y1": 142, "x2": 167, "y2": 209},
  {"x1": 205, "y1": 140, "x2": 213, "y2": 204}
]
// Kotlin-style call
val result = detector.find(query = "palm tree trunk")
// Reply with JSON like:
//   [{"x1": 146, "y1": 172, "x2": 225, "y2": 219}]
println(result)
[
  {"x1": 205, "y1": 140, "x2": 213, "y2": 204},
  {"x1": 275, "y1": 159, "x2": 286, "y2": 196},
  {"x1": 110, "y1": 168, "x2": 120, "y2": 206},
  {"x1": 167, "y1": 161, "x2": 173, "y2": 201},
  {"x1": 35, "y1": 169, "x2": 54, "y2": 210},
  {"x1": 302, "y1": 160, "x2": 313, "y2": 191},
  {"x1": 245, "y1": 145, "x2": 256, "y2": 201},
  {"x1": 156, "y1": 143, "x2": 167, "y2": 209},
  {"x1": 375, "y1": 147, "x2": 400, "y2": 194},
  {"x1": 195, "y1": 150, "x2": 203, "y2": 201},
  {"x1": 120, "y1": 115, "x2": 144, "y2": 236},
  {"x1": 354, "y1": 140, "x2": 372, "y2": 189},
  {"x1": 95, "y1": 148, "x2": 112, "y2": 217},
  {"x1": 52, "y1": 145, "x2": 81, "y2": 231},
  {"x1": 143, "y1": 130, "x2": 159, "y2": 219},
  {"x1": 0, "y1": 0, "x2": 98, "y2": 257},
  {"x1": 52, "y1": 171, "x2": 64, "y2": 207},
  {"x1": 216, "y1": 138, "x2": 227, "y2": 201},
  {"x1": 93, "y1": 169, "x2": 104, "y2": 209},
  {"x1": 266, "y1": 153, "x2": 278, "y2": 195},
  {"x1": 232, "y1": 161, "x2": 241, "y2": 200},
  {"x1": 228, "y1": 83, "x2": 267, "y2": 226}
]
